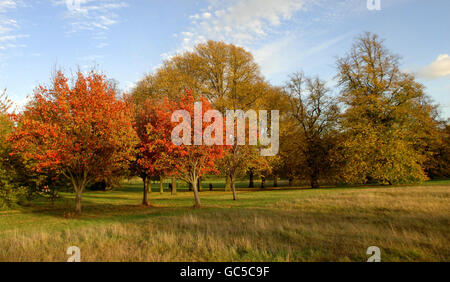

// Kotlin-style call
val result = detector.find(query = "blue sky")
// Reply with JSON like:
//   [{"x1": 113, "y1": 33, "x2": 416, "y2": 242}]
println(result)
[{"x1": 1, "y1": 0, "x2": 449, "y2": 118}]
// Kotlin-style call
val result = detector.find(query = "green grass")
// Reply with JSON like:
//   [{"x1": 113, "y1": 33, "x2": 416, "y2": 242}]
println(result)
[
  {"x1": 122, "y1": 176, "x2": 291, "y2": 191},
  {"x1": 0, "y1": 179, "x2": 449, "y2": 262}
]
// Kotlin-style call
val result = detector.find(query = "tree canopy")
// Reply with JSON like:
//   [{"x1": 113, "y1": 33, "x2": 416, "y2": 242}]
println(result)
[
  {"x1": 336, "y1": 32, "x2": 439, "y2": 184},
  {"x1": 8, "y1": 71, "x2": 138, "y2": 213}
]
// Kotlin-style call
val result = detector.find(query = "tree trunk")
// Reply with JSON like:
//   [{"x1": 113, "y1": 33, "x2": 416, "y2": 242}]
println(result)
[
  {"x1": 171, "y1": 177, "x2": 177, "y2": 195},
  {"x1": 231, "y1": 175, "x2": 237, "y2": 201},
  {"x1": 273, "y1": 174, "x2": 278, "y2": 187},
  {"x1": 75, "y1": 186, "x2": 83, "y2": 214},
  {"x1": 225, "y1": 175, "x2": 231, "y2": 191},
  {"x1": 260, "y1": 176, "x2": 265, "y2": 188},
  {"x1": 192, "y1": 178, "x2": 201, "y2": 208},
  {"x1": 310, "y1": 177, "x2": 319, "y2": 188},
  {"x1": 189, "y1": 182, "x2": 192, "y2": 191},
  {"x1": 198, "y1": 177, "x2": 202, "y2": 192},
  {"x1": 249, "y1": 170, "x2": 254, "y2": 188},
  {"x1": 142, "y1": 176, "x2": 150, "y2": 206},
  {"x1": 289, "y1": 177, "x2": 294, "y2": 187},
  {"x1": 160, "y1": 176, "x2": 164, "y2": 194}
]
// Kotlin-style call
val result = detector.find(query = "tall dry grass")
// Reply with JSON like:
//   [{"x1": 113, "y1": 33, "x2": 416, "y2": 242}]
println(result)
[{"x1": 0, "y1": 185, "x2": 448, "y2": 261}]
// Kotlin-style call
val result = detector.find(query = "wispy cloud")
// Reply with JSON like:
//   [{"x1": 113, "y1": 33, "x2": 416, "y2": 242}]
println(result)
[
  {"x1": 252, "y1": 32, "x2": 350, "y2": 79},
  {"x1": 417, "y1": 54, "x2": 450, "y2": 80},
  {"x1": 52, "y1": 0, "x2": 128, "y2": 47},
  {"x1": 77, "y1": 53, "x2": 104, "y2": 69},
  {"x1": 180, "y1": 0, "x2": 306, "y2": 49},
  {"x1": 0, "y1": 0, "x2": 16, "y2": 12},
  {"x1": 177, "y1": 0, "x2": 370, "y2": 51},
  {"x1": 166, "y1": 0, "x2": 360, "y2": 80},
  {"x1": 0, "y1": 0, "x2": 27, "y2": 51}
]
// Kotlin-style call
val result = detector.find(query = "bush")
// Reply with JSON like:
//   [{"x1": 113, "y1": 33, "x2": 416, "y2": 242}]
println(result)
[
  {"x1": 88, "y1": 176, "x2": 123, "y2": 191},
  {"x1": 0, "y1": 168, "x2": 27, "y2": 209}
]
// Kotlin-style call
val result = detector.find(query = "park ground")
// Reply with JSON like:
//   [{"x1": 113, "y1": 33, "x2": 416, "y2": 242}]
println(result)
[{"x1": 0, "y1": 178, "x2": 449, "y2": 262}]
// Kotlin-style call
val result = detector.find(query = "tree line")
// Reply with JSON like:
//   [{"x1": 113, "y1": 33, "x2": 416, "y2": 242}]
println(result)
[{"x1": 0, "y1": 32, "x2": 448, "y2": 214}]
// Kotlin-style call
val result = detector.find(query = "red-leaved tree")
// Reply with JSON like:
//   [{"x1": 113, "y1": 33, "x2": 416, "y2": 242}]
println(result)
[
  {"x1": 132, "y1": 98, "x2": 178, "y2": 206},
  {"x1": 167, "y1": 90, "x2": 226, "y2": 208},
  {"x1": 8, "y1": 71, "x2": 138, "y2": 214}
]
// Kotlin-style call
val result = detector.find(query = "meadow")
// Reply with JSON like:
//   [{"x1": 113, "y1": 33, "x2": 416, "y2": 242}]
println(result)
[{"x1": 0, "y1": 179, "x2": 449, "y2": 262}]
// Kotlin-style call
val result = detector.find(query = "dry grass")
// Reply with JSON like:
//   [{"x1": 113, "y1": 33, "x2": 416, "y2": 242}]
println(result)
[{"x1": 0, "y1": 184, "x2": 448, "y2": 262}]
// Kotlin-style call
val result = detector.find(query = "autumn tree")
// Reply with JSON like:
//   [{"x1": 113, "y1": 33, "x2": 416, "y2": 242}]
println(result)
[
  {"x1": 256, "y1": 85, "x2": 291, "y2": 187},
  {"x1": 219, "y1": 144, "x2": 255, "y2": 200},
  {"x1": 131, "y1": 41, "x2": 273, "y2": 189},
  {"x1": 168, "y1": 90, "x2": 226, "y2": 208},
  {"x1": 0, "y1": 90, "x2": 22, "y2": 207},
  {"x1": 0, "y1": 90, "x2": 14, "y2": 159},
  {"x1": 0, "y1": 90, "x2": 13, "y2": 151},
  {"x1": 8, "y1": 71, "x2": 138, "y2": 214},
  {"x1": 424, "y1": 120, "x2": 450, "y2": 178},
  {"x1": 0, "y1": 92, "x2": 42, "y2": 205},
  {"x1": 336, "y1": 32, "x2": 439, "y2": 184},
  {"x1": 132, "y1": 40, "x2": 266, "y2": 109},
  {"x1": 277, "y1": 117, "x2": 301, "y2": 186},
  {"x1": 285, "y1": 72, "x2": 340, "y2": 188},
  {"x1": 0, "y1": 89, "x2": 13, "y2": 114},
  {"x1": 132, "y1": 98, "x2": 178, "y2": 206}
]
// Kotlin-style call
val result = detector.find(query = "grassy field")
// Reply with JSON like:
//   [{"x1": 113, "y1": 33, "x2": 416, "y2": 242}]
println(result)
[{"x1": 0, "y1": 179, "x2": 449, "y2": 262}]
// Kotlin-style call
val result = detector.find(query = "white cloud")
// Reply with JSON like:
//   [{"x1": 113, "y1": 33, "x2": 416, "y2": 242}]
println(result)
[
  {"x1": 189, "y1": 13, "x2": 200, "y2": 20},
  {"x1": 181, "y1": 31, "x2": 193, "y2": 37},
  {"x1": 0, "y1": 0, "x2": 27, "y2": 51},
  {"x1": 417, "y1": 54, "x2": 450, "y2": 80},
  {"x1": 174, "y1": 0, "x2": 360, "y2": 53},
  {"x1": 0, "y1": 0, "x2": 16, "y2": 12},
  {"x1": 202, "y1": 12, "x2": 211, "y2": 19},
  {"x1": 162, "y1": 0, "x2": 376, "y2": 80},
  {"x1": 252, "y1": 35, "x2": 295, "y2": 78},
  {"x1": 52, "y1": 0, "x2": 128, "y2": 47},
  {"x1": 180, "y1": 0, "x2": 306, "y2": 49}
]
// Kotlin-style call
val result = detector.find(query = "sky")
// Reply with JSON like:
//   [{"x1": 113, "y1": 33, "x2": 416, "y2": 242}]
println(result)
[{"x1": 0, "y1": 0, "x2": 449, "y2": 118}]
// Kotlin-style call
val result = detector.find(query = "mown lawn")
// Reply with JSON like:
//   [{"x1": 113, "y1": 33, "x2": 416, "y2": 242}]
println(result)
[{"x1": 0, "y1": 179, "x2": 449, "y2": 262}]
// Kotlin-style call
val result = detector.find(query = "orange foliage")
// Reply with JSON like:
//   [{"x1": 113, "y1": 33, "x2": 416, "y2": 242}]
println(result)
[{"x1": 8, "y1": 70, "x2": 138, "y2": 213}]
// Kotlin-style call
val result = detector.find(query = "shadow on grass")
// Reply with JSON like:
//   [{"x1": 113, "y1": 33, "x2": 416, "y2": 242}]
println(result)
[{"x1": 13, "y1": 180, "x2": 450, "y2": 222}]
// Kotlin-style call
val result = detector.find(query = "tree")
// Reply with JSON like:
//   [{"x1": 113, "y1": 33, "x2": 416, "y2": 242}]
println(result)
[
  {"x1": 285, "y1": 72, "x2": 340, "y2": 188},
  {"x1": 245, "y1": 84, "x2": 288, "y2": 188},
  {"x1": 245, "y1": 153, "x2": 271, "y2": 188},
  {"x1": 0, "y1": 89, "x2": 13, "y2": 113},
  {"x1": 8, "y1": 71, "x2": 138, "y2": 214},
  {"x1": 219, "y1": 144, "x2": 255, "y2": 200},
  {"x1": 166, "y1": 90, "x2": 226, "y2": 208},
  {"x1": 131, "y1": 98, "x2": 178, "y2": 206},
  {"x1": 131, "y1": 40, "x2": 266, "y2": 111},
  {"x1": 0, "y1": 90, "x2": 23, "y2": 208},
  {"x1": 277, "y1": 118, "x2": 300, "y2": 186},
  {"x1": 131, "y1": 41, "x2": 273, "y2": 191},
  {"x1": 336, "y1": 32, "x2": 438, "y2": 184},
  {"x1": 0, "y1": 90, "x2": 13, "y2": 153},
  {"x1": 424, "y1": 120, "x2": 450, "y2": 178}
]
